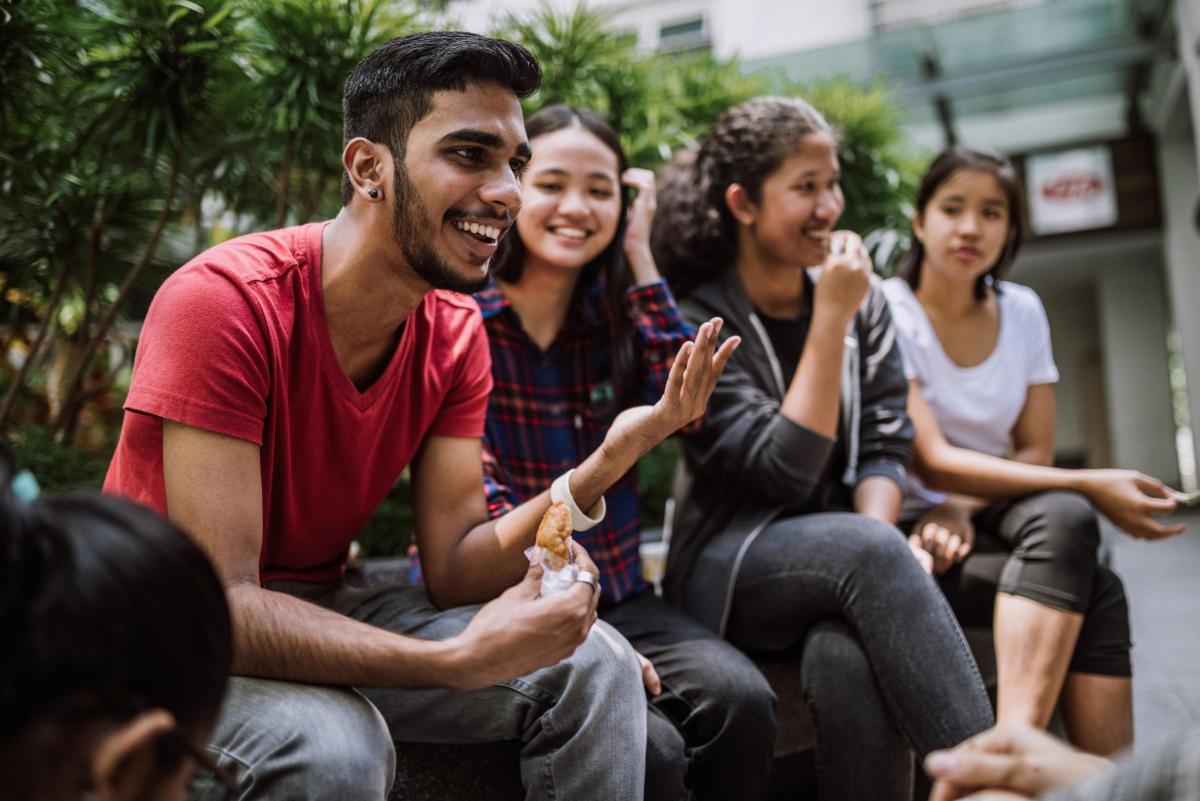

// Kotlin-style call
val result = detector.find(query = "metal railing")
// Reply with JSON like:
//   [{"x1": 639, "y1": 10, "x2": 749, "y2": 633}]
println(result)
[{"x1": 868, "y1": 0, "x2": 1049, "y2": 30}]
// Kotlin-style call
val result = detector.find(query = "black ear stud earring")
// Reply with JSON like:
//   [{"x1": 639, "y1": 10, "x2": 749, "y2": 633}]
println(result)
[{"x1": 367, "y1": 187, "x2": 380, "y2": 199}]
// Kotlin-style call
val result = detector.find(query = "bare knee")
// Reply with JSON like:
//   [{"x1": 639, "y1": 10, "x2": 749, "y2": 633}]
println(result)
[{"x1": 1026, "y1": 491, "x2": 1101, "y2": 559}]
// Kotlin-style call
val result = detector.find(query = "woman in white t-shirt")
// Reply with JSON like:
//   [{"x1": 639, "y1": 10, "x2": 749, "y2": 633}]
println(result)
[{"x1": 883, "y1": 147, "x2": 1185, "y2": 756}]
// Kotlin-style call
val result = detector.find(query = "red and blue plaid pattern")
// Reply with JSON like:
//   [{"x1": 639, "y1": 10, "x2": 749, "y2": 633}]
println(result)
[{"x1": 476, "y1": 277, "x2": 692, "y2": 604}]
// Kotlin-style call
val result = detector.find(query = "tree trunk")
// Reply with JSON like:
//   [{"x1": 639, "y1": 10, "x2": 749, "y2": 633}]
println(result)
[
  {"x1": 0, "y1": 257, "x2": 73, "y2": 428},
  {"x1": 192, "y1": 186, "x2": 208, "y2": 252},
  {"x1": 275, "y1": 141, "x2": 293, "y2": 228},
  {"x1": 298, "y1": 169, "x2": 324, "y2": 223},
  {"x1": 53, "y1": 146, "x2": 183, "y2": 440}
]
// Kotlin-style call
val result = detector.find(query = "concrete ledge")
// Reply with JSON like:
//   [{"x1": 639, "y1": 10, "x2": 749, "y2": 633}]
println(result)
[
  {"x1": 352, "y1": 557, "x2": 1008, "y2": 797},
  {"x1": 388, "y1": 741, "x2": 523, "y2": 801}
]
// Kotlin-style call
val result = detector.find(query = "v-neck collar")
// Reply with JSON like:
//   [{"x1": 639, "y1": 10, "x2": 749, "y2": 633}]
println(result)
[{"x1": 303, "y1": 222, "x2": 418, "y2": 410}]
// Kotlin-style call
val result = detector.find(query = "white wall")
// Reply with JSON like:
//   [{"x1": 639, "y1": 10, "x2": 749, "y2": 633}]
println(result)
[
  {"x1": 707, "y1": 0, "x2": 870, "y2": 60},
  {"x1": 1178, "y1": 0, "x2": 1200, "y2": 173},
  {"x1": 1023, "y1": 279, "x2": 1102, "y2": 465},
  {"x1": 1157, "y1": 131, "x2": 1200, "y2": 477},
  {"x1": 1096, "y1": 257, "x2": 1179, "y2": 482},
  {"x1": 449, "y1": 0, "x2": 872, "y2": 59},
  {"x1": 1014, "y1": 234, "x2": 1178, "y2": 480},
  {"x1": 450, "y1": 0, "x2": 545, "y2": 35}
]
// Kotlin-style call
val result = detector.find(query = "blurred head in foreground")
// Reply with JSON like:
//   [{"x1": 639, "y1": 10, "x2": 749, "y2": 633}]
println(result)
[{"x1": 0, "y1": 486, "x2": 232, "y2": 801}]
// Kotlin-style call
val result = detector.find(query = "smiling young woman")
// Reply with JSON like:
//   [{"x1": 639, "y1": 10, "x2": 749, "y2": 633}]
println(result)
[
  {"x1": 652, "y1": 96, "x2": 995, "y2": 801},
  {"x1": 474, "y1": 104, "x2": 777, "y2": 801}
]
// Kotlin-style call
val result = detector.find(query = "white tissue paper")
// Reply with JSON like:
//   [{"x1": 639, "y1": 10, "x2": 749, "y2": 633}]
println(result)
[{"x1": 524, "y1": 541, "x2": 579, "y2": 598}]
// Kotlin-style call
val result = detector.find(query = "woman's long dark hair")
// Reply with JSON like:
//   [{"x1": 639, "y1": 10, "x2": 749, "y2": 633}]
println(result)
[
  {"x1": 0, "y1": 488, "x2": 233, "y2": 795},
  {"x1": 652, "y1": 96, "x2": 834, "y2": 298},
  {"x1": 491, "y1": 104, "x2": 639, "y2": 409},
  {"x1": 897, "y1": 146, "x2": 1027, "y2": 300}
]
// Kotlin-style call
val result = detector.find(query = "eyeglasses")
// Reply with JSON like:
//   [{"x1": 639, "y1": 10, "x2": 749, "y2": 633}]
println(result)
[
  {"x1": 79, "y1": 729, "x2": 238, "y2": 801},
  {"x1": 44, "y1": 694, "x2": 237, "y2": 799},
  {"x1": 165, "y1": 728, "x2": 237, "y2": 792}
]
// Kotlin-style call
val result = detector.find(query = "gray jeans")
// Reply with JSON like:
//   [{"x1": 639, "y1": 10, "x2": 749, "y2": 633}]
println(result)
[
  {"x1": 191, "y1": 580, "x2": 648, "y2": 801},
  {"x1": 725, "y1": 513, "x2": 994, "y2": 800}
]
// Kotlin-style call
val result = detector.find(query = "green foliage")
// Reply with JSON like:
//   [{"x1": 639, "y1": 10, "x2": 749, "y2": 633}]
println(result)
[
  {"x1": 1, "y1": 0, "x2": 248, "y2": 441},
  {"x1": 3, "y1": 425, "x2": 113, "y2": 492},
  {"x1": 356, "y1": 472, "x2": 416, "y2": 557},
  {"x1": 0, "y1": 0, "x2": 69, "y2": 131},
  {"x1": 76, "y1": 0, "x2": 245, "y2": 158},
  {"x1": 243, "y1": 0, "x2": 423, "y2": 224},
  {"x1": 0, "y1": 0, "x2": 427, "y2": 442},
  {"x1": 637, "y1": 439, "x2": 681, "y2": 526},
  {"x1": 3, "y1": 0, "x2": 922, "y2": 541},
  {"x1": 499, "y1": 4, "x2": 920, "y2": 266}
]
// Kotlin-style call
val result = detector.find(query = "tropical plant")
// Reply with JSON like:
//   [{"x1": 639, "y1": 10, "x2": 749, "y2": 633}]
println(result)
[
  {"x1": 497, "y1": 4, "x2": 920, "y2": 265},
  {"x1": 0, "y1": 0, "x2": 247, "y2": 438},
  {"x1": 0, "y1": 0, "x2": 428, "y2": 441},
  {"x1": 244, "y1": 0, "x2": 423, "y2": 227}
]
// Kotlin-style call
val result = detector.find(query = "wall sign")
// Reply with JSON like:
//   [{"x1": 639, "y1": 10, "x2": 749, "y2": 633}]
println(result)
[{"x1": 1026, "y1": 146, "x2": 1118, "y2": 236}]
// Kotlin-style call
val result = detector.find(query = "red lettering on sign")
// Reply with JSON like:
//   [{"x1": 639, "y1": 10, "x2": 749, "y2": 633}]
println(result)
[{"x1": 1041, "y1": 173, "x2": 1104, "y2": 201}]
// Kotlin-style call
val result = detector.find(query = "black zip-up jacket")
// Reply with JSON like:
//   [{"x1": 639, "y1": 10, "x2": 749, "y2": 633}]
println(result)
[{"x1": 664, "y1": 267, "x2": 914, "y2": 635}]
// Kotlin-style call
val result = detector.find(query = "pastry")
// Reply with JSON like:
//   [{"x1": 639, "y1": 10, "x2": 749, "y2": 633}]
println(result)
[{"x1": 536, "y1": 501, "x2": 572, "y2": 570}]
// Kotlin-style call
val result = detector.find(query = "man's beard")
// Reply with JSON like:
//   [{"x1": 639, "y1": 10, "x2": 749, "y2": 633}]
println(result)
[{"x1": 391, "y1": 164, "x2": 492, "y2": 295}]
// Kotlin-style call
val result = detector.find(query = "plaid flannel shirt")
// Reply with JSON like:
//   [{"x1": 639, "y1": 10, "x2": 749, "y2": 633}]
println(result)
[{"x1": 476, "y1": 277, "x2": 692, "y2": 604}]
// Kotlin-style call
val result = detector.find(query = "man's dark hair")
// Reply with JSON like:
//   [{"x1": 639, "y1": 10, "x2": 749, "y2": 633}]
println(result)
[
  {"x1": 0, "y1": 490, "x2": 232, "y2": 795},
  {"x1": 340, "y1": 31, "x2": 542, "y2": 205}
]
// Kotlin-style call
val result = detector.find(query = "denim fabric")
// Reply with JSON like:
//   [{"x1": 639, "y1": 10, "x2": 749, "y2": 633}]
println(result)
[
  {"x1": 601, "y1": 591, "x2": 777, "y2": 801},
  {"x1": 722, "y1": 512, "x2": 994, "y2": 800},
  {"x1": 191, "y1": 581, "x2": 648, "y2": 801}
]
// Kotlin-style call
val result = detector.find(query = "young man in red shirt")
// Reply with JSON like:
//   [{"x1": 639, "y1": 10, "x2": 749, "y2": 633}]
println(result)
[{"x1": 104, "y1": 31, "x2": 736, "y2": 801}]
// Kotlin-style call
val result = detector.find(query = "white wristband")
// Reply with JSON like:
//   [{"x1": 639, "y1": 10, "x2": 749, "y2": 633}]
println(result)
[{"x1": 550, "y1": 470, "x2": 606, "y2": 532}]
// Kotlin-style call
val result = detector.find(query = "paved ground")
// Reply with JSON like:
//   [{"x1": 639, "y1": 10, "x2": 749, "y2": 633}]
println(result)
[{"x1": 1107, "y1": 507, "x2": 1200, "y2": 754}]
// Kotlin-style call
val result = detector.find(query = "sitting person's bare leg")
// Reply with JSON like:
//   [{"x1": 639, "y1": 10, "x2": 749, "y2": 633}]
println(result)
[
  {"x1": 1061, "y1": 673, "x2": 1133, "y2": 755},
  {"x1": 1060, "y1": 566, "x2": 1135, "y2": 755},
  {"x1": 993, "y1": 592, "x2": 1083, "y2": 728}
]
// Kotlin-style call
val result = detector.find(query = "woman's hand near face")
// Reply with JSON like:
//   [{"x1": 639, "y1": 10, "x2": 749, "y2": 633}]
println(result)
[
  {"x1": 621, "y1": 168, "x2": 660, "y2": 285},
  {"x1": 812, "y1": 230, "x2": 872, "y2": 330}
]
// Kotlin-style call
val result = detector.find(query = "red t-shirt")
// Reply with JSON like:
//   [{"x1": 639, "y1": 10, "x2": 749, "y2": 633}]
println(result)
[{"x1": 104, "y1": 222, "x2": 492, "y2": 583}]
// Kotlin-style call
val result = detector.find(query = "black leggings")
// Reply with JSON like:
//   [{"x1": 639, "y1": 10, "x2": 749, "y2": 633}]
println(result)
[{"x1": 927, "y1": 490, "x2": 1132, "y2": 677}]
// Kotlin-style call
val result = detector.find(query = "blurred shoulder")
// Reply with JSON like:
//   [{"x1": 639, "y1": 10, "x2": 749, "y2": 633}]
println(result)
[{"x1": 996, "y1": 280, "x2": 1049, "y2": 321}]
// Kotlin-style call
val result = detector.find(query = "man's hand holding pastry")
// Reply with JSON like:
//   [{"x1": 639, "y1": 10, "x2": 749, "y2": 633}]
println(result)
[{"x1": 444, "y1": 551, "x2": 599, "y2": 690}]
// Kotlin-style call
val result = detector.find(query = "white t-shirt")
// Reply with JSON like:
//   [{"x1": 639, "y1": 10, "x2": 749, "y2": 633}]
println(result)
[{"x1": 881, "y1": 276, "x2": 1060, "y2": 520}]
